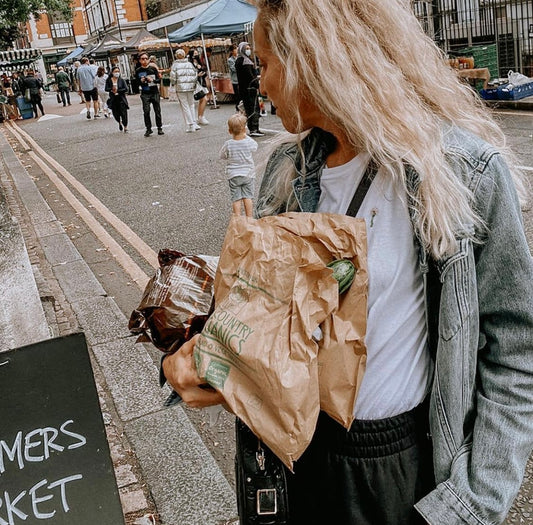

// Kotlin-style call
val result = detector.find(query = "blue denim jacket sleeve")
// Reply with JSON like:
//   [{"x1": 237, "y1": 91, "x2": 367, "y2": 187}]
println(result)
[{"x1": 416, "y1": 151, "x2": 533, "y2": 525}]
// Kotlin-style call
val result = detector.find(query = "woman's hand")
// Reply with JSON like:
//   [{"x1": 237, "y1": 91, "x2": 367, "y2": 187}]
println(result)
[{"x1": 162, "y1": 334, "x2": 225, "y2": 408}]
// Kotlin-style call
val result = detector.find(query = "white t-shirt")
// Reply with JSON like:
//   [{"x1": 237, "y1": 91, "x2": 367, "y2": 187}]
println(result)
[
  {"x1": 317, "y1": 153, "x2": 432, "y2": 419},
  {"x1": 219, "y1": 136, "x2": 258, "y2": 179}
]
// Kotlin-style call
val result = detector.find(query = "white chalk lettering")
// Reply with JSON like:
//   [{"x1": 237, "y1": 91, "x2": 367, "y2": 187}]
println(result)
[
  {"x1": 0, "y1": 474, "x2": 83, "y2": 523},
  {"x1": 60, "y1": 420, "x2": 86, "y2": 450},
  {"x1": 48, "y1": 474, "x2": 83, "y2": 512},
  {"x1": 0, "y1": 421, "x2": 87, "y2": 475},
  {"x1": 29, "y1": 479, "x2": 54, "y2": 519},
  {"x1": 4, "y1": 489, "x2": 28, "y2": 524},
  {"x1": 42, "y1": 427, "x2": 64, "y2": 458},
  {"x1": 24, "y1": 428, "x2": 44, "y2": 463},
  {"x1": 0, "y1": 432, "x2": 23, "y2": 474}
]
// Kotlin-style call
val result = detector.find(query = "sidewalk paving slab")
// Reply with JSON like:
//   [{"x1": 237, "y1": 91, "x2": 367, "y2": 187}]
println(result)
[{"x1": 0, "y1": 126, "x2": 238, "y2": 524}]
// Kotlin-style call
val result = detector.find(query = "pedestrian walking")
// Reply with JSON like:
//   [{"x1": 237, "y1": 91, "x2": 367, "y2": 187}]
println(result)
[
  {"x1": 235, "y1": 42, "x2": 263, "y2": 137},
  {"x1": 94, "y1": 66, "x2": 110, "y2": 118},
  {"x1": 77, "y1": 57, "x2": 99, "y2": 119},
  {"x1": 135, "y1": 52, "x2": 164, "y2": 137},
  {"x1": 72, "y1": 61, "x2": 85, "y2": 104},
  {"x1": 22, "y1": 70, "x2": 45, "y2": 118},
  {"x1": 170, "y1": 49, "x2": 200, "y2": 133},
  {"x1": 162, "y1": 1, "x2": 533, "y2": 525},
  {"x1": 219, "y1": 113, "x2": 258, "y2": 217},
  {"x1": 105, "y1": 67, "x2": 129, "y2": 132},
  {"x1": 188, "y1": 49, "x2": 209, "y2": 125},
  {"x1": 55, "y1": 66, "x2": 71, "y2": 106}
]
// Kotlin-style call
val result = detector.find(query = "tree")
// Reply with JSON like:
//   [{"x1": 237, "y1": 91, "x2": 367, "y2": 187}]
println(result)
[
  {"x1": 0, "y1": 0, "x2": 73, "y2": 30},
  {"x1": 0, "y1": 25, "x2": 21, "y2": 49}
]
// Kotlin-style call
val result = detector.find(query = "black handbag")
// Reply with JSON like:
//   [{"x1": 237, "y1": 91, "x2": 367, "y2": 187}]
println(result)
[
  {"x1": 193, "y1": 82, "x2": 207, "y2": 100},
  {"x1": 235, "y1": 419, "x2": 289, "y2": 525}
]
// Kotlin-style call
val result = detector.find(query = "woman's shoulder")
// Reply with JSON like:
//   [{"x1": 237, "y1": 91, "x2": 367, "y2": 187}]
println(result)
[{"x1": 443, "y1": 125, "x2": 503, "y2": 182}]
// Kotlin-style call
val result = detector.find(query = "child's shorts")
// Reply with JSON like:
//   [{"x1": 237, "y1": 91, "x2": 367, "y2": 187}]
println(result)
[{"x1": 229, "y1": 176, "x2": 254, "y2": 202}]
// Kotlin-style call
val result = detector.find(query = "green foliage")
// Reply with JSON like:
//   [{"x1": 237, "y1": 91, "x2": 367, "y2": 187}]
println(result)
[
  {"x1": 145, "y1": 0, "x2": 160, "y2": 19},
  {"x1": 0, "y1": 0, "x2": 73, "y2": 29},
  {"x1": 0, "y1": 26, "x2": 21, "y2": 49}
]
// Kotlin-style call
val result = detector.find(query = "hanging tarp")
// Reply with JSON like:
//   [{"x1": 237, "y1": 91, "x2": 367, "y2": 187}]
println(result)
[
  {"x1": 124, "y1": 29, "x2": 159, "y2": 52},
  {"x1": 57, "y1": 46, "x2": 85, "y2": 66},
  {"x1": 80, "y1": 43, "x2": 96, "y2": 57},
  {"x1": 178, "y1": 37, "x2": 232, "y2": 48},
  {"x1": 89, "y1": 34, "x2": 126, "y2": 57},
  {"x1": 0, "y1": 48, "x2": 41, "y2": 67},
  {"x1": 168, "y1": 0, "x2": 257, "y2": 43},
  {"x1": 137, "y1": 38, "x2": 176, "y2": 52}
]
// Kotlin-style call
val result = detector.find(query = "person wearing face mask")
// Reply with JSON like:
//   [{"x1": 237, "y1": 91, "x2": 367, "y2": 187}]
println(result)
[
  {"x1": 105, "y1": 67, "x2": 129, "y2": 132},
  {"x1": 188, "y1": 48, "x2": 209, "y2": 125},
  {"x1": 235, "y1": 42, "x2": 264, "y2": 137}
]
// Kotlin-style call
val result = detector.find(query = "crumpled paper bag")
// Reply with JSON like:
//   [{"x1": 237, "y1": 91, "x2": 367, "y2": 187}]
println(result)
[{"x1": 194, "y1": 212, "x2": 368, "y2": 469}]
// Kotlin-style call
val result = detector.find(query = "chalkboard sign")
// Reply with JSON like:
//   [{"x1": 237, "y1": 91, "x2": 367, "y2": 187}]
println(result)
[{"x1": 0, "y1": 333, "x2": 125, "y2": 525}]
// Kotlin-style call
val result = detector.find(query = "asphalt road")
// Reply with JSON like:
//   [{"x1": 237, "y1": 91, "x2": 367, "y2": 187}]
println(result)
[{"x1": 11, "y1": 91, "x2": 533, "y2": 524}]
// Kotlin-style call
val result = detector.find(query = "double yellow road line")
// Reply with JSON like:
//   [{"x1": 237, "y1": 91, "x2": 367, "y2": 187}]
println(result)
[{"x1": 4, "y1": 121, "x2": 157, "y2": 291}]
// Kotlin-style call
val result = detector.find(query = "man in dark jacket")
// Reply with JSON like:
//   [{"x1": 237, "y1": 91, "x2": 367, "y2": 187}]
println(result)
[
  {"x1": 135, "y1": 52, "x2": 164, "y2": 137},
  {"x1": 22, "y1": 70, "x2": 45, "y2": 118},
  {"x1": 55, "y1": 66, "x2": 71, "y2": 106}
]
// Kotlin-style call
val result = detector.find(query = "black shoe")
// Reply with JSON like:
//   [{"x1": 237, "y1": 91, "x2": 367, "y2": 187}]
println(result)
[
  {"x1": 144, "y1": 129, "x2": 153, "y2": 137},
  {"x1": 119, "y1": 124, "x2": 123, "y2": 131},
  {"x1": 86, "y1": 112, "x2": 91, "y2": 119},
  {"x1": 157, "y1": 128, "x2": 164, "y2": 135},
  {"x1": 250, "y1": 130, "x2": 265, "y2": 137}
]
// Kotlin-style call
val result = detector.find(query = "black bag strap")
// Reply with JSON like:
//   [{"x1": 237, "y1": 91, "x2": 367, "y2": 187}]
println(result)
[{"x1": 345, "y1": 160, "x2": 378, "y2": 218}]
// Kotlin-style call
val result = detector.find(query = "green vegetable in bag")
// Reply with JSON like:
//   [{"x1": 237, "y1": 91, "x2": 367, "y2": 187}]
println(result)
[{"x1": 327, "y1": 259, "x2": 356, "y2": 294}]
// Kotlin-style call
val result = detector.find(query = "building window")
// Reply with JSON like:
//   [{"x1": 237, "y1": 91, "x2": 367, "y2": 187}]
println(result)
[
  {"x1": 51, "y1": 22, "x2": 73, "y2": 39},
  {"x1": 84, "y1": 0, "x2": 114, "y2": 35},
  {"x1": 49, "y1": 13, "x2": 75, "y2": 45}
]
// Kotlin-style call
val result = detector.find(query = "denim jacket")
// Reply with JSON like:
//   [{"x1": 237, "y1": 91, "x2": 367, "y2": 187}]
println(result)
[{"x1": 256, "y1": 126, "x2": 533, "y2": 525}]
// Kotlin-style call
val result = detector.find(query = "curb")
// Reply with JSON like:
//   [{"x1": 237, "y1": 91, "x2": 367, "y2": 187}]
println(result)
[
  {"x1": 0, "y1": 132, "x2": 50, "y2": 349},
  {"x1": 0, "y1": 126, "x2": 238, "y2": 525}
]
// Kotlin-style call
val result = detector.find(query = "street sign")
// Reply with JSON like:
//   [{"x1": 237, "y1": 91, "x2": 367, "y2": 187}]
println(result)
[{"x1": 0, "y1": 333, "x2": 124, "y2": 525}]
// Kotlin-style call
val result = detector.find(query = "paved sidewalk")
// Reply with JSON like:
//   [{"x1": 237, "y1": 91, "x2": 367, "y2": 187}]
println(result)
[{"x1": 0, "y1": 126, "x2": 238, "y2": 525}]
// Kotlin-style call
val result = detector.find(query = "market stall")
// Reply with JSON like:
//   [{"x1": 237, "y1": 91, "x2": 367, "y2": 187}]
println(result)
[
  {"x1": 168, "y1": 0, "x2": 257, "y2": 106},
  {"x1": 0, "y1": 48, "x2": 42, "y2": 72},
  {"x1": 57, "y1": 46, "x2": 85, "y2": 67}
]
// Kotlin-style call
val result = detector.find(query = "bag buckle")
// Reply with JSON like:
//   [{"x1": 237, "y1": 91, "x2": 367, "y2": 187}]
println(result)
[
  {"x1": 256, "y1": 488, "x2": 277, "y2": 515},
  {"x1": 256, "y1": 448, "x2": 266, "y2": 471}
]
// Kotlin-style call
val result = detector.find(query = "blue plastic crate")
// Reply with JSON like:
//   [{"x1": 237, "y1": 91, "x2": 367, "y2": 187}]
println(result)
[
  {"x1": 480, "y1": 87, "x2": 499, "y2": 100},
  {"x1": 496, "y1": 81, "x2": 533, "y2": 100},
  {"x1": 16, "y1": 96, "x2": 32, "y2": 111}
]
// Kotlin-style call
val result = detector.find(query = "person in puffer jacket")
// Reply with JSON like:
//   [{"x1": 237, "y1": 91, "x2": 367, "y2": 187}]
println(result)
[{"x1": 170, "y1": 49, "x2": 200, "y2": 133}]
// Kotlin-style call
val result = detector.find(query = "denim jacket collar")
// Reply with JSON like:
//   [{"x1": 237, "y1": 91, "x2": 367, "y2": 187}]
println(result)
[{"x1": 283, "y1": 128, "x2": 337, "y2": 213}]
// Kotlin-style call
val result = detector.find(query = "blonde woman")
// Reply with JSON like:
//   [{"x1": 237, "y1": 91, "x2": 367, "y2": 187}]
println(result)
[{"x1": 162, "y1": 1, "x2": 533, "y2": 524}]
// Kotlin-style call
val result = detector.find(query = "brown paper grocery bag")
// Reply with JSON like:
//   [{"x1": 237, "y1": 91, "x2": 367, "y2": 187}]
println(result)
[{"x1": 194, "y1": 212, "x2": 368, "y2": 469}]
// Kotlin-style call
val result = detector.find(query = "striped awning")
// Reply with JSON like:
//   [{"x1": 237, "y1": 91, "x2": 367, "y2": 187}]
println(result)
[{"x1": 0, "y1": 48, "x2": 42, "y2": 64}]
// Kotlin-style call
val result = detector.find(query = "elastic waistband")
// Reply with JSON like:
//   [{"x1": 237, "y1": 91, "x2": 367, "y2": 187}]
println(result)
[{"x1": 314, "y1": 401, "x2": 429, "y2": 458}]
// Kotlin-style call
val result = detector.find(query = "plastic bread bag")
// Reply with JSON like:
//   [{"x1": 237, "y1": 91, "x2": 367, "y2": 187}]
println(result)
[{"x1": 129, "y1": 249, "x2": 218, "y2": 354}]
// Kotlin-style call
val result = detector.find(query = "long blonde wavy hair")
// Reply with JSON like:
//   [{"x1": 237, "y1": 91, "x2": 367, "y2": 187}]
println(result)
[{"x1": 253, "y1": 0, "x2": 525, "y2": 259}]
